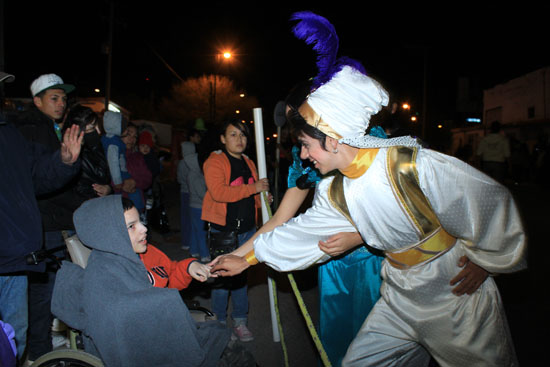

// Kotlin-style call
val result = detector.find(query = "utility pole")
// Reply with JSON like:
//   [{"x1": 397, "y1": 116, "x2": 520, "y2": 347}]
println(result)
[
  {"x1": 104, "y1": 1, "x2": 114, "y2": 111},
  {"x1": 0, "y1": 0, "x2": 6, "y2": 107}
]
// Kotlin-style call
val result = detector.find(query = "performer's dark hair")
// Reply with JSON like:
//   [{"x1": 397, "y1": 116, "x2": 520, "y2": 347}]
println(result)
[
  {"x1": 285, "y1": 79, "x2": 328, "y2": 151},
  {"x1": 288, "y1": 108, "x2": 328, "y2": 151}
]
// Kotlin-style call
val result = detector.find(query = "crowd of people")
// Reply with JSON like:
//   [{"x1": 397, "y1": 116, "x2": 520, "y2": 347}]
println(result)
[
  {"x1": 1, "y1": 71, "x2": 252, "y2": 366},
  {"x1": 0, "y1": 10, "x2": 530, "y2": 367}
]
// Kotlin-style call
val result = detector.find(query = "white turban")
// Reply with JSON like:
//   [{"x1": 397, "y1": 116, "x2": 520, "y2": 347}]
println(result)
[{"x1": 299, "y1": 66, "x2": 389, "y2": 139}]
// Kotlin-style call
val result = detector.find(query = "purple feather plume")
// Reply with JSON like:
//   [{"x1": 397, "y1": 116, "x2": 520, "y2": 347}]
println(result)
[{"x1": 290, "y1": 11, "x2": 366, "y2": 89}]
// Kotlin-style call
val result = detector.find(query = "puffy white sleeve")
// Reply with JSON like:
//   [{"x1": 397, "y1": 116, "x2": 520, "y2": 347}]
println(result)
[
  {"x1": 417, "y1": 149, "x2": 526, "y2": 274},
  {"x1": 254, "y1": 177, "x2": 357, "y2": 272}
]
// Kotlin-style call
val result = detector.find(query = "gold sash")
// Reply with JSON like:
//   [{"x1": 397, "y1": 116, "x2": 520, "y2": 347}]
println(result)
[{"x1": 328, "y1": 146, "x2": 456, "y2": 270}]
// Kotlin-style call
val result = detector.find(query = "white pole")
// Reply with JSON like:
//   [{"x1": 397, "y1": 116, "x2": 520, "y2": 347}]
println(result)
[{"x1": 252, "y1": 107, "x2": 281, "y2": 342}]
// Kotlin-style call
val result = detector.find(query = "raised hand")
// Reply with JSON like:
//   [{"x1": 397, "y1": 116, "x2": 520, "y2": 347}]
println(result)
[{"x1": 61, "y1": 125, "x2": 83, "y2": 164}]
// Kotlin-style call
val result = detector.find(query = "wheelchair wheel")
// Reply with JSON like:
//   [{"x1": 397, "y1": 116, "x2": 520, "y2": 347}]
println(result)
[{"x1": 31, "y1": 349, "x2": 103, "y2": 367}]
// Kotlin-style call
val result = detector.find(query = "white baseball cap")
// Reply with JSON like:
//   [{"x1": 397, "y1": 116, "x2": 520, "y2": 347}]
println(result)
[{"x1": 30, "y1": 73, "x2": 75, "y2": 97}]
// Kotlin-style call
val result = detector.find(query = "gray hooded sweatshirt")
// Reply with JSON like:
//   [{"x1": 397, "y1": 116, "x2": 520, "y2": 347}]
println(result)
[
  {"x1": 52, "y1": 195, "x2": 230, "y2": 366},
  {"x1": 181, "y1": 142, "x2": 207, "y2": 209}
]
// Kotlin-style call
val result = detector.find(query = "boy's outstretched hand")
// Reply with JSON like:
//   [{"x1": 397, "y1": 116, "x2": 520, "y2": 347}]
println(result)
[{"x1": 188, "y1": 261, "x2": 211, "y2": 282}]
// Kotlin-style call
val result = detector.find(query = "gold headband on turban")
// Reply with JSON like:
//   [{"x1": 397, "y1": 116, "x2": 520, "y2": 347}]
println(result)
[{"x1": 298, "y1": 101, "x2": 343, "y2": 140}]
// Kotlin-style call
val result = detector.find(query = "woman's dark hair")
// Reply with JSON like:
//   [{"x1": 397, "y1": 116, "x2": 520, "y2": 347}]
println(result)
[
  {"x1": 121, "y1": 197, "x2": 135, "y2": 212},
  {"x1": 220, "y1": 118, "x2": 250, "y2": 138},
  {"x1": 62, "y1": 104, "x2": 97, "y2": 134}
]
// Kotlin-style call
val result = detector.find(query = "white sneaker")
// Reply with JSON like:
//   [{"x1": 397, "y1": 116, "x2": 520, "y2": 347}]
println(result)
[{"x1": 52, "y1": 331, "x2": 70, "y2": 349}]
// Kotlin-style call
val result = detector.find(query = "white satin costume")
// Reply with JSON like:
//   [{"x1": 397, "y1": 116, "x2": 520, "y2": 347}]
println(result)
[{"x1": 253, "y1": 146, "x2": 526, "y2": 367}]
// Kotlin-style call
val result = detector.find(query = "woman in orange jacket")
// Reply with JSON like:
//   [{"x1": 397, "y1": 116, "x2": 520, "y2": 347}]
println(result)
[{"x1": 201, "y1": 119, "x2": 269, "y2": 342}]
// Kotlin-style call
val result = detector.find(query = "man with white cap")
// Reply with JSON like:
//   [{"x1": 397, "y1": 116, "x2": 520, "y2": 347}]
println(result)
[
  {"x1": 14, "y1": 73, "x2": 78, "y2": 361},
  {"x1": 0, "y1": 71, "x2": 82, "y2": 363},
  {"x1": 212, "y1": 11, "x2": 525, "y2": 366}
]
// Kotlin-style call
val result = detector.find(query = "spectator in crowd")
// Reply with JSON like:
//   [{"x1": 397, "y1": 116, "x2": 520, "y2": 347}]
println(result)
[
  {"x1": 102, "y1": 112, "x2": 146, "y2": 218},
  {"x1": 181, "y1": 141, "x2": 210, "y2": 262},
  {"x1": 61, "y1": 104, "x2": 112, "y2": 205},
  {"x1": 120, "y1": 123, "x2": 151, "y2": 223},
  {"x1": 14, "y1": 73, "x2": 79, "y2": 360},
  {"x1": 178, "y1": 139, "x2": 192, "y2": 251},
  {"x1": 201, "y1": 119, "x2": 269, "y2": 342},
  {"x1": 1, "y1": 69, "x2": 82, "y2": 363},
  {"x1": 476, "y1": 121, "x2": 510, "y2": 183}
]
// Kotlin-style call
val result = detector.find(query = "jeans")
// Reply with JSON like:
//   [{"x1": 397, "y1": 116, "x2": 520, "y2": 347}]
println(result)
[
  {"x1": 27, "y1": 230, "x2": 70, "y2": 360},
  {"x1": 0, "y1": 274, "x2": 28, "y2": 359},
  {"x1": 210, "y1": 228, "x2": 255, "y2": 323},
  {"x1": 189, "y1": 207, "x2": 209, "y2": 258}
]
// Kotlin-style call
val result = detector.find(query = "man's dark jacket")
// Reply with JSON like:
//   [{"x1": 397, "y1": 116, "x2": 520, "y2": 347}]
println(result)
[
  {"x1": 14, "y1": 105, "x2": 79, "y2": 230},
  {"x1": 0, "y1": 116, "x2": 79, "y2": 273}
]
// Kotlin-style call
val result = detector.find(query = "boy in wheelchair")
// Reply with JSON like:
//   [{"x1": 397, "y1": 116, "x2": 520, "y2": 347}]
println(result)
[{"x1": 52, "y1": 195, "x2": 255, "y2": 366}]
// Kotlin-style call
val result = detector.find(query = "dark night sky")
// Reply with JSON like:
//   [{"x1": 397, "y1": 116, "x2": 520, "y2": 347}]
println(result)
[{"x1": 3, "y1": 1, "x2": 549, "y2": 123}]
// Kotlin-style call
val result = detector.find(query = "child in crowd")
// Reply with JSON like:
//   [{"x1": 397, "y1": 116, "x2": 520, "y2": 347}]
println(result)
[
  {"x1": 101, "y1": 111, "x2": 144, "y2": 213},
  {"x1": 52, "y1": 195, "x2": 255, "y2": 366},
  {"x1": 138, "y1": 130, "x2": 161, "y2": 180}
]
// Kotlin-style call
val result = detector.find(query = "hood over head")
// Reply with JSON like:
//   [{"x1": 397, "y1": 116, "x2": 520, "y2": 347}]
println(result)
[
  {"x1": 102, "y1": 111, "x2": 127, "y2": 136},
  {"x1": 73, "y1": 195, "x2": 139, "y2": 264},
  {"x1": 181, "y1": 141, "x2": 196, "y2": 158}
]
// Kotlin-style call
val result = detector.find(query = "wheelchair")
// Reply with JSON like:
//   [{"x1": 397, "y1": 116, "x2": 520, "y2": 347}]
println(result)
[{"x1": 25, "y1": 233, "x2": 213, "y2": 366}]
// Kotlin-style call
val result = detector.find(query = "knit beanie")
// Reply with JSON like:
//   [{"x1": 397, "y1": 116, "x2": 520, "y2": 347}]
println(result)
[{"x1": 138, "y1": 131, "x2": 154, "y2": 148}]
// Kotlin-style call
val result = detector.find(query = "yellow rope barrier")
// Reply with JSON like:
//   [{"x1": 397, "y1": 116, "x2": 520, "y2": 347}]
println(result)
[{"x1": 261, "y1": 192, "x2": 332, "y2": 367}]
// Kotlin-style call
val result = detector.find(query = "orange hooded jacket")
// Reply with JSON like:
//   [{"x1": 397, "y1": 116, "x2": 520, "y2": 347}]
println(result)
[{"x1": 201, "y1": 150, "x2": 261, "y2": 227}]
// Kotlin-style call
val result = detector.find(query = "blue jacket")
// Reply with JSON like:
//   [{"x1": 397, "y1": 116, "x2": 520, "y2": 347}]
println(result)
[{"x1": 0, "y1": 116, "x2": 80, "y2": 273}]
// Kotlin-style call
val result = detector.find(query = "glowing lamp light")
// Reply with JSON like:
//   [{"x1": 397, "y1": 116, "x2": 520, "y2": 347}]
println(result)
[
  {"x1": 223, "y1": 52, "x2": 232, "y2": 59},
  {"x1": 402, "y1": 103, "x2": 410, "y2": 110},
  {"x1": 94, "y1": 88, "x2": 100, "y2": 93},
  {"x1": 411, "y1": 116, "x2": 417, "y2": 122},
  {"x1": 437, "y1": 124, "x2": 443, "y2": 129}
]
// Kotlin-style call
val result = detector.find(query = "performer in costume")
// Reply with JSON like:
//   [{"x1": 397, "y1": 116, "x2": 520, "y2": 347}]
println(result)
[{"x1": 212, "y1": 11, "x2": 526, "y2": 367}]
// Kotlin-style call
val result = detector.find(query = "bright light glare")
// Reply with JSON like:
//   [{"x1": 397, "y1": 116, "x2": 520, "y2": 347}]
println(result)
[
  {"x1": 108, "y1": 104, "x2": 120, "y2": 113},
  {"x1": 411, "y1": 116, "x2": 417, "y2": 122},
  {"x1": 437, "y1": 124, "x2": 443, "y2": 129},
  {"x1": 223, "y1": 52, "x2": 232, "y2": 59},
  {"x1": 235, "y1": 110, "x2": 240, "y2": 114},
  {"x1": 402, "y1": 103, "x2": 410, "y2": 110}
]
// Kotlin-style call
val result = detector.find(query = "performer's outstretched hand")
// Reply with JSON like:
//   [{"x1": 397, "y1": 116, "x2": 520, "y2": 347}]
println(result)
[
  {"x1": 450, "y1": 256, "x2": 489, "y2": 296},
  {"x1": 210, "y1": 255, "x2": 250, "y2": 277},
  {"x1": 318, "y1": 232, "x2": 363, "y2": 257}
]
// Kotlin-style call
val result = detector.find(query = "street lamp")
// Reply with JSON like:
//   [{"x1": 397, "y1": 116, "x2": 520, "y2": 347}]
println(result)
[{"x1": 210, "y1": 50, "x2": 233, "y2": 123}]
